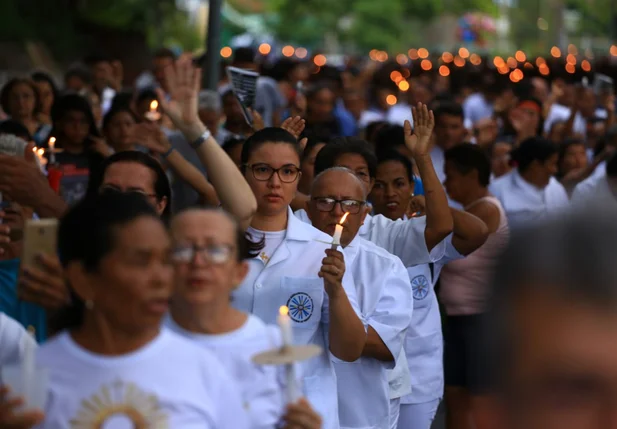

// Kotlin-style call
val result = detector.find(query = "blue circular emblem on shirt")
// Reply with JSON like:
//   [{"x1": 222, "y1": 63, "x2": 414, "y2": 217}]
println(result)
[
  {"x1": 411, "y1": 275, "x2": 430, "y2": 300},
  {"x1": 286, "y1": 293, "x2": 314, "y2": 323}
]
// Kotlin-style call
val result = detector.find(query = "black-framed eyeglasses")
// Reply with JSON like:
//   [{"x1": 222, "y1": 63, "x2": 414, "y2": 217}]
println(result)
[
  {"x1": 311, "y1": 197, "x2": 366, "y2": 214},
  {"x1": 172, "y1": 243, "x2": 235, "y2": 264},
  {"x1": 100, "y1": 185, "x2": 157, "y2": 199},
  {"x1": 246, "y1": 163, "x2": 301, "y2": 183}
]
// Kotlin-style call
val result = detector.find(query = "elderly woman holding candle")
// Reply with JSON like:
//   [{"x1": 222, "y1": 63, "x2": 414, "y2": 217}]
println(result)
[
  {"x1": 28, "y1": 192, "x2": 250, "y2": 428},
  {"x1": 165, "y1": 207, "x2": 322, "y2": 429}
]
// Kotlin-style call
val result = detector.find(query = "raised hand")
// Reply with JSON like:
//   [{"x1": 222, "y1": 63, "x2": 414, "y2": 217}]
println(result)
[
  {"x1": 156, "y1": 58, "x2": 202, "y2": 134},
  {"x1": 281, "y1": 116, "x2": 308, "y2": 149},
  {"x1": 404, "y1": 103, "x2": 435, "y2": 158},
  {"x1": 250, "y1": 108, "x2": 265, "y2": 132},
  {"x1": 281, "y1": 116, "x2": 306, "y2": 139},
  {"x1": 132, "y1": 123, "x2": 172, "y2": 154}
]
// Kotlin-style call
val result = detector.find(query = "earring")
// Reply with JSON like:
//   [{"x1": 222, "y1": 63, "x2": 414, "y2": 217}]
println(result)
[{"x1": 85, "y1": 300, "x2": 94, "y2": 310}]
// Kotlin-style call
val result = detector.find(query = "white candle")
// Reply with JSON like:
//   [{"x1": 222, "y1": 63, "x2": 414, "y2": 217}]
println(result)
[
  {"x1": 145, "y1": 100, "x2": 161, "y2": 121},
  {"x1": 278, "y1": 306, "x2": 293, "y2": 347},
  {"x1": 22, "y1": 331, "x2": 35, "y2": 405},
  {"x1": 278, "y1": 306, "x2": 299, "y2": 403},
  {"x1": 33, "y1": 147, "x2": 47, "y2": 168},
  {"x1": 330, "y1": 212, "x2": 349, "y2": 249},
  {"x1": 48, "y1": 137, "x2": 56, "y2": 165}
]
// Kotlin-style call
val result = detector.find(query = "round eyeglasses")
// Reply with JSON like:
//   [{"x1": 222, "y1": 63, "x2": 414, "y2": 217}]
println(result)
[
  {"x1": 246, "y1": 163, "x2": 301, "y2": 183},
  {"x1": 311, "y1": 197, "x2": 366, "y2": 214},
  {"x1": 172, "y1": 244, "x2": 235, "y2": 264}
]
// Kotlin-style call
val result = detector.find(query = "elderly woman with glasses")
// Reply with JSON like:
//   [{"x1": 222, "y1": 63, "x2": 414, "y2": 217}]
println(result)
[{"x1": 165, "y1": 207, "x2": 323, "y2": 429}]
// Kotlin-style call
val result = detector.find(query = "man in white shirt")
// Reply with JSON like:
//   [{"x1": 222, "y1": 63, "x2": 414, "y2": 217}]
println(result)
[
  {"x1": 571, "y1": 153, "x2": 617, "y2": 209},
  {"x1": 306, "y1": 167, "x2": 412, "y2": 429}
]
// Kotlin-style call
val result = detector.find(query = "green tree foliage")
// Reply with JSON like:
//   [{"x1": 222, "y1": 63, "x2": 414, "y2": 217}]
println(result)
[{"x1": 264, "y1": 0, "x2": 496, "y2": 52}]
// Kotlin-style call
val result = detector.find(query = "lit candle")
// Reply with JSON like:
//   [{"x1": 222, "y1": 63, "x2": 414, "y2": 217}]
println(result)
[
  {"x1": 145, "y1": 100, "x2": 161, "y2": 121},
  {"x1": 33, "y1": 147, "x2": 47, "y2": 167},
  {"x1": 331, "y1": 212, "x2": 349, "y2": 250},
  {"x1": 278, "y1": 305, "x2": 293, "y2": 347},
  {"x1": 48, "y1": 137, "x2": 56, "y2": 165}
]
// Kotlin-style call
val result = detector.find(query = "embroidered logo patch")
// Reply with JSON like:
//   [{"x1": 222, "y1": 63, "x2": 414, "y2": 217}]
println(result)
[
  {"x1": 411, "y1": 275, "x2": 430, "y2": 300},
  {"x1": 286, "y1": 292, "x2": 314, "y2": 323}
]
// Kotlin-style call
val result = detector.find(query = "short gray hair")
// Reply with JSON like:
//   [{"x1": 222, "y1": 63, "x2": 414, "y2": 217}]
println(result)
[{"x1": 198, "y1": 90, "x2": 222, "y2": 112}]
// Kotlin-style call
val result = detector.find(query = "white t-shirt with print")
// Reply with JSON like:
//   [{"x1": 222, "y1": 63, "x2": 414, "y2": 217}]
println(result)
[
  {"x1": 35, "y1": 328, "x2": 249, "y2": 429},
  {"x1": 165, "y1": 314, "x2": 288, "y2": 429}
]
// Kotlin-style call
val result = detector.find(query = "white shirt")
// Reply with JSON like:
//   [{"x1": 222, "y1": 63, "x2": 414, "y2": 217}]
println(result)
[
  {"x1": 489, "y1": 170, "x2": 569, "y2": 229},
  {"x1": 165, "y1": 314, "x2": 285, "y2": 429},
  {"x1": 0, "y1": 312, "x2": 37, "y2": 366},
  {"x1": 389, "y1": 234, "x2": 464, "y2": 404},
  {"x1": 294, "y1": 210, "x2": 445, "y2": 268},
  {"x1": 463, "y1": 93, "x2": 494, "y2": 126},
  {"x1": 248, "y1": 227, "x2": 286, "y2": 266},
  {"x1": 36, "y1": 329, "x2": 249, "y2": 429},
  {"x1": 386, "y1": 103, "x2": 413, "y2": 127},
  {"x1": 233, "y1": 208, "x2": 364, "y2": 429},
  {"x1": 334, "y1": 236, "x2": 412, "y2": 429},
  {"x1": 571, "y1": 172, "x2": 617, "y2": 210},
  {"x1": 544, "y1": 103, "x2": 608, "y2": 137}
]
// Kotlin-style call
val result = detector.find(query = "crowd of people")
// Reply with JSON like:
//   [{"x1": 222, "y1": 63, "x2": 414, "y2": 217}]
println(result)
[{"x1": 0, "y1": 44, "x2": 616, "y2": 429}]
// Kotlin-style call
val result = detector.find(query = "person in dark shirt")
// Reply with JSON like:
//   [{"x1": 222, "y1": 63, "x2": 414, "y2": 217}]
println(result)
[{"x1": 47, "y1": 94, "x2": 108, "y2": 205}]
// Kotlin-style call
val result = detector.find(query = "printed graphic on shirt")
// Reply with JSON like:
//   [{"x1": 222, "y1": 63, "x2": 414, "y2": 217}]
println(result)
[
  {"x1": 287, "y1": 292, "x2": 314, "y2": 323},
  {"x1": 71, "y1": 379, "x2": 169, "y2": 429},
  {"x1": 411, "y1": 275, "x2": 430, "y2": 300}
]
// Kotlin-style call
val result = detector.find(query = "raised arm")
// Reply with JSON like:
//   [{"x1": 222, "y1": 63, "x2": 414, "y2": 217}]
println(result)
[
  {"x1": 132, "y1": 122, "x2": 219, "y2": 206},
  {"x1": 404, "y1": 103, "x2": 453, "y2": 251},
  {"x1": 157, "y1": 59, "x2": 256, "y2": 229},
  {"x1": 450, "y1": 208, "x2": 489, "y2": 256}
]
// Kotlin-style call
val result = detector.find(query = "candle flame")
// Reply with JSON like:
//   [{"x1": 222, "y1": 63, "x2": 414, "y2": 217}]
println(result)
[
  {"x1": 48, "y1": 137, "x2": 56, "y2": 145},
  {"x1": 32, "y1": 147, "x2": 37, "y2": 153},
  {"x1": 150, "y1": 100, "x2": 158, "y2": 111},
  {"x1": 279, "y1": 305, "x2": 289, "y2": 316},
  {"x1": 37, "y1": 148, "x2": 45, "y2": 156},
  {"x1": 339, "y1": 212, "x2": 349, "y2": 225}
]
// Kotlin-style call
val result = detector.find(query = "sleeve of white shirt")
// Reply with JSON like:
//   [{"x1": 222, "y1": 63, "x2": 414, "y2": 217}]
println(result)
[
  {"x1": 367, "y1": 258, "x2": 413, "y2": 370},
  {"x1": 0, "y1": 313, "x2": 37, "y2": 366},
  {"x1": 369, "y1": 215, "x2": 445, "y2": 267}
]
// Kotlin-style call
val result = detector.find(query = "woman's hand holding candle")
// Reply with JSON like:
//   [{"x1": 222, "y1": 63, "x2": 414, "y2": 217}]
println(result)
[{"x1": 0, "y1": 387, "x2": 44, "y2": 429}]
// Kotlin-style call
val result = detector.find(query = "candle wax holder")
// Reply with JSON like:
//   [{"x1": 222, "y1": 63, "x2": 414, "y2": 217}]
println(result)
[{"x1": 252, "y1": 344, "x2": 322, "y2": 366}]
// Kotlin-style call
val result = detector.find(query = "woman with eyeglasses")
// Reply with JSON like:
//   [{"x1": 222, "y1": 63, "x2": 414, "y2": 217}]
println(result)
[
  {"x1": 1, "y1": 192, "x2": 250, "y2": 428},
  {"x1": 233, "y1": 127, "x2": 366, "y2": 429},
  {"x1": 165, "y1": 208, "x2": 322, "y2": 429}
]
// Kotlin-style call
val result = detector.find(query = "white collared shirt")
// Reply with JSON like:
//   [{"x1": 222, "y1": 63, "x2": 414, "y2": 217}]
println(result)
[
  {"x1": 333, "y1": 236, "x2": 412, "y2": 429},
  {"x1": 294, "y1": 210, "x2": 445, "y2": 267},
  {"x1": 489, "y1": 170, "x2": 569, "y2": 229},
  {"x1": 233, "y1": 208, "x2": 364, "y2": 429},
  {"x1": 389, "y1": 234, "x2": 464, "y2": 404}
]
